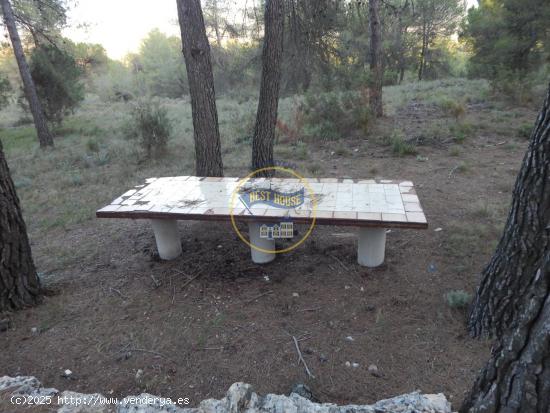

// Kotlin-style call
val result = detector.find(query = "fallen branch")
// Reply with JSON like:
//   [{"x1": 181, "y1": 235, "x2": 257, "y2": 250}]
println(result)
[
  {"x1": 150, "y1": 274, "x2": 161, "y2": 288},
  {"x1": 180, "y1": 270, "x2": 203, "y2": 290},
  {"x1": 109, "y1": 287, "x2": 127, "y2": 300},
  {"x1": 125, "y1": 348, "x2": 176, "y2": 364},
  {"x1": 448, "y1": 165, "x2": 459, "y2": 180},
  {"x1": 297, "y1": 306, "x2": 322, "y2": 313},
  {"x1": 244, "y1": 290, "x2": 273, "y2": 304},
  {"x1": 291, "y1": 335, "x2": 315, "y2": 379}
]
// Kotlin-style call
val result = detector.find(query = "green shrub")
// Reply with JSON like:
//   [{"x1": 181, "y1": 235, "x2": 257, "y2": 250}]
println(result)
[
  {"x1": 232, "y1": 110, "x2": 255, "y2": 144},
  {"x1": 27, "y1": 45, "x2": 85, "y2": 126},
  {"x1": 455, "y1": 161, "x2": 469, "y2": 173},
  {"x1": 69, "y1": 173, "x2": 83, "y2": 187},
  {"x1": 293, "y1": 141, "x2": 309, "y2": 160},
  {"x1": 437, "y1": 97, "x2": 466, "y2": 120},
  {"x1": 334, "y1": 143, "x2": 351, "y2": 156},
  {"x1": 0, "y1": 75, "x2": 12, "y2": 110},
  {"x1": 445, "y1": 290, "x2": 472, "y2": 309},
  {"x1": 517, "y1": 123, "x2": 532, "y2": 139},
  {"x1": 125, "y1": 99, "x2": 171, "y2": 158},
  {"x1": 13, "y1": 176, "x2": 32, "y2": 189},
  {"x1": 307, "y1": 162, "x2": 322, "y2": 174},
  {"x1": 301, "y1": 91, "x2": 370, "y2": 140},
  {"x1": 390, "y1": 131, "x2": 417, "y2": 156},
  {"x1": 490, "y1": 70, "x2": 535, "y2": 105},
  {"x1": 449, "y1": 146, "x2": 461, "y2": 157},
  {"x1": 86, "y1": 139, "x2": 100, "y2": 153},
  {"x1": 450, "y1": 122, "x2": 474, "y2": 143}
]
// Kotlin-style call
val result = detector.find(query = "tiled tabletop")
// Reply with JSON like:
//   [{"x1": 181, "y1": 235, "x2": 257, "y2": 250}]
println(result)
[{"x1": 96, "y1": 176, "x2": 428, "y2": 228}]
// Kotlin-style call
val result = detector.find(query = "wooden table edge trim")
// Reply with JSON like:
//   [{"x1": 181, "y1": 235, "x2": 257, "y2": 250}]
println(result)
[{"x1": 96, "y1": 210, "x2": 428, "y2": 229}]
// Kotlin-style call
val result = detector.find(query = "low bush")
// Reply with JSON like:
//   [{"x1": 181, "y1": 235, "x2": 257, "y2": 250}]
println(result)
[
  {"x1": 301, "y1": 91, "x2": 370, "y2": 140},
  {"x1": 390, "y1": 131, "x2": 417, "y2": 156},
  {"x1": 517, "y1": 123, "x2": 532, "y2": 139},
  {"x1": 437, "y1": 97, "x2": 466, "y2": 120},
  {"x1": 445, "y1": 290, "x2": 472, "y2": 309},
  {"x1": 124, "y1": 99, "x2": 171, "y2": 159}
]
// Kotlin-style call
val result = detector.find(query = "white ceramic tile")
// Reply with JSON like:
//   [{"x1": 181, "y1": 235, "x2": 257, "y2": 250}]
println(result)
[{"x1": 99, "y1": 176, "x2": 427, "y2": 227}]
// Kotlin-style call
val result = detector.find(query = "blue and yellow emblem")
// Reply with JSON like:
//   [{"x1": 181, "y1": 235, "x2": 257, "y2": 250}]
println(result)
[{"x1": 239, "y1": 188, "x2": 305, "y2": 209}]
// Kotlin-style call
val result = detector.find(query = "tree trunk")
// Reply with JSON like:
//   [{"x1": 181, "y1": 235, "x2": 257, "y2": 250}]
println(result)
[
  {"x1": 397, "y1": 20, "x2": 407, "y2": 85},
  {"x1": 467, "y1": 83, "x2": 550, "y2": 339},
  {"x1": 418, "y1": 24, "x2": 427, "y2": 81},
  {"x1": 212, "y1": 0, "x2": 222, "y2": 47},
  {"x1": 460, "y1": 253, "x2": 550, "y2": 413},
  {"x1": 368, "y1": 0, "x2": 383, "y2": 117},
  {"x1": 0, "y1": 0, "x2": 53, "y2": 148},
  {"x1": 0, "y1": 139, "x2": 41, "y2": 312},
  {"x1": 176, "y1": 0, "x2": 224, "y2": 177},
  {"x1": 251, "y1": 0, "x2": 284, "y2": 176}
]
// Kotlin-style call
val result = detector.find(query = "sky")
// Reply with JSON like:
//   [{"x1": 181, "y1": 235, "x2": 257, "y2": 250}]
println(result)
[
  {"x1": 63, "y1": 0, "x2": 479, "y2": 60},
  {"x1": 62, "y1": 0, "x2": 181, "y2": 59}
]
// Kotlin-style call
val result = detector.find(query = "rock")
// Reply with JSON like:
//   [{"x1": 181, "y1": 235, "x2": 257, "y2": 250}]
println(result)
[
  {"x1": 0, "y1": 376, "x2": 58, "y2": 399},
  {"x1": 0, "y1": 318, "x2": 10, "y2": 332},
  {"x1": 368, "y1": 364, "x2": 381, "y2": 377},
  {"x1": 290, "y1": 384, "x2": 318, "y2": 403},
  {"x1": 0, "y1": 375, "x2": 452, "y2": 413},
  {"x1": 0, "y1": 376, "x2": 42, "y2": 393}
]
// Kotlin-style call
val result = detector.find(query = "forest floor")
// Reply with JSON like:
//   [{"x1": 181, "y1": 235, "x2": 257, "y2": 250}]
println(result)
[{"x1": 0, "y1": 79, "x2": 542, "y2": 409}]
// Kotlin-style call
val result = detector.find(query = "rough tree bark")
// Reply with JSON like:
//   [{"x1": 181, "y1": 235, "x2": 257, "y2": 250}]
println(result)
[
  {"x1": 251, "y1": 0, "x2": 284, "y2": 176},
  {"x1": 418, "y1": 22, "x2": 427, "y2": 81},
  {"x1": 467, "y1": 83, "x2": 550, "y2": 339},
  {"x1": 368, "y1": 0, "x2": 383, "y2": 117},
  {"x1": 0, "y1": 140, "x2": 41, "y2": 312},
  {"x1": 0, "y1": 0, "x2": 53, "y2": 148},
  {"x1": 177, "y1": 0, "x2": 224, "y2": 177},
  {"x1": 461, "y1": 252, "x2": 550, "y2": 413}
]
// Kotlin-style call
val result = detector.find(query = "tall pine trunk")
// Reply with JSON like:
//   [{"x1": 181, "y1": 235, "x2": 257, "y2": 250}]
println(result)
[
  {"x1": 467, "y1": 83, "x2": 550, "y2": 339},
  {"x1": 418, "y1": 24, "x2": 427, "y2": 81},
  {"x1": 176, "y1": 0, "x2": 224, "y2": 177},
  {"x1": 460, "y1": 253, "x2": 550, "y2": 412},
  {"x1": 251, "y1": 0, "x2": 284, "y2": 176},
  {"x1": 0, "y1": 0, "x2": 53, "y2": 148},
  {"x1": 0, "y1": 140, "x2": 41, "y2": 312},
  {"x1": 368, "y1": 0, "x2": 383, "y2": 117}
]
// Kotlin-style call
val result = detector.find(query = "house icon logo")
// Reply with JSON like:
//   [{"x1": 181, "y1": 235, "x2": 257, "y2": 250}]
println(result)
[{"x1": 259, "y1": 220, "x2": 294, "y2": 240}]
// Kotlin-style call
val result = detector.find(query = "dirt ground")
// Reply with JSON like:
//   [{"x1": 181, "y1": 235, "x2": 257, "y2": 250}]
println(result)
[{"x1": 0, "y1": 97, "x2": 538, "y2": 410}]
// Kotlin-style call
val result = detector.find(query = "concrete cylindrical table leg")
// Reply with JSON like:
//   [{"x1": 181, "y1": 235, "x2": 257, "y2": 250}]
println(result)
[
  {"x1": 248, "y1": 222, "x2": 275, "y2": 264},
  {"x1": 358, "y1": 227, "x2": 386, "y2": 267},
  {"x1": 151, "y1": 219, "x2": 182, "y2": 260}
]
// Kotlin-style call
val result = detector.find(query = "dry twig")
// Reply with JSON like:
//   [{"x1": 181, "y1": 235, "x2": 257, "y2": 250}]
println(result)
[
  {"x1": 244, "y1": 290, "x2": 273, "y2": 304},
  {"x1": 109, "y1": 287, "x2": 127, "y2": 300},
  {"x1": 291, "y1": 335, "x2": 315, "y2": 379}
]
